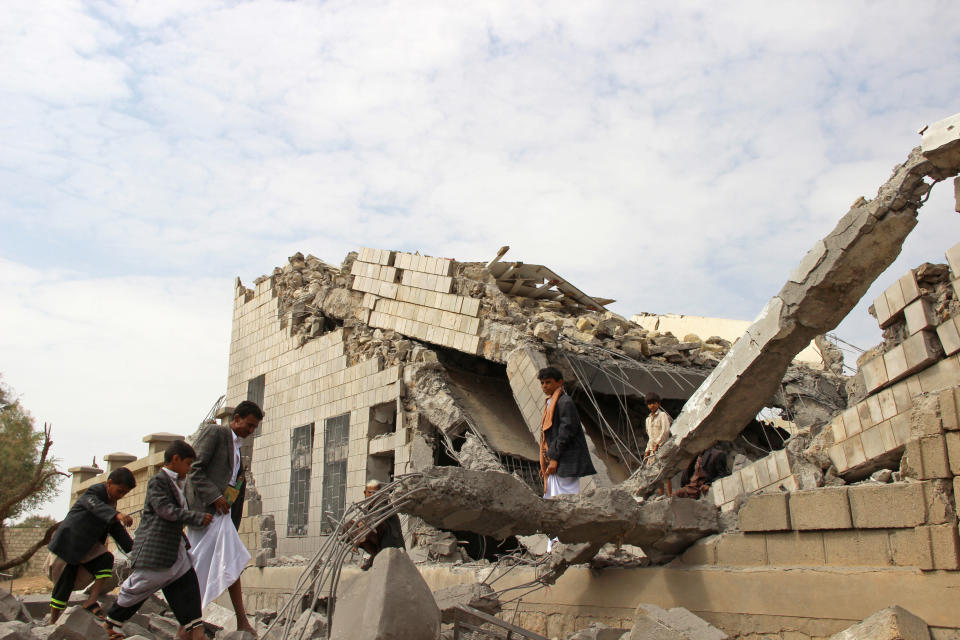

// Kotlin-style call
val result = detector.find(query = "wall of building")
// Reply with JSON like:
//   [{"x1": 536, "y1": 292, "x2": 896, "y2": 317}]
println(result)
[
  {"x1": 227, "y1": 277, "x2": 406, "y2": 556},
  {"x1": 2, "y1": 527, "x2": 49, "y2": 577}
]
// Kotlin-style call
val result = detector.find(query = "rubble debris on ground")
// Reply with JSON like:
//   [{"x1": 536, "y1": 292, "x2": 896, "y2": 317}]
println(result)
[
  {"x1": 829, "y1": 605, "x2": 930, "y2": 640},
  {"x1": 432, "y1": 582, "x2": 501, "y2": 623},
  {"x1": 629, "y1": 603, "x2": 728, "y2": 640}
]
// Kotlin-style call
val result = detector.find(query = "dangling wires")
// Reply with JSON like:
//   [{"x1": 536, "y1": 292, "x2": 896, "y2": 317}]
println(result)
[{"x1": 261, "y1": 475, "x2": 427, "y2": 640}]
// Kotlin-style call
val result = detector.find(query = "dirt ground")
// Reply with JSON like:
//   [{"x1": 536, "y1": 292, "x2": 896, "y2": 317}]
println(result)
[{"x1": 6, "y1": 574, "x2": 52, "y2": 595}]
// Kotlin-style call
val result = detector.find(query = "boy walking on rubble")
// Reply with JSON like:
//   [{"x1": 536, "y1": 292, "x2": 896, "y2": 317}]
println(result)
[
  {"x1": 47, "y1": 467, "x2": 136, "y2": 623},
  {"x1": 643, "y1": 391, "x2": 673, "y2": 495},
  {"x1": 103, "y1": 440, "x2": 213, "y2": 640},
  {"x1": 538, "y1": 366, "x2": 596, "y2": 550}
]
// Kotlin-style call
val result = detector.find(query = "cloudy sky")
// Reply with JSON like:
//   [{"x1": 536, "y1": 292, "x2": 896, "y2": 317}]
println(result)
[{"x1": 2, "y1": 1, "x2": 959, "y2": 518}]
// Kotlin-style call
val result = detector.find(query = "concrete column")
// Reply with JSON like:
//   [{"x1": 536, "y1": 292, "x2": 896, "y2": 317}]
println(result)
[
  {"x1": 68, "y1": 465, "x2": 103, "y2": 499},
  {"x1": 103, "y1": 452, "x2": 137, "y2": 473},
  {"x1": 142, "y1": 432, "x2": 186, "y2": 457}
]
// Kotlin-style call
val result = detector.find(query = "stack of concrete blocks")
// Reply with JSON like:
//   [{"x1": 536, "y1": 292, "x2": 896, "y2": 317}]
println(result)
[
  {"x1": 936, "y1": 242, "x2": 960, "y2": 356},
  {"x1": 683, "y1": 479, "x2": 958, "y2": 571},
  {"x1": 227, "y1": 277, "x2": 404, "y2": 556},
  {"x1": 350, "y1": 248, "x2": 483, "y2": 355},
  {"x1": 861, "y1": 243, "x2": 960, "y2": 394},
  {"x1": 711, "y1": 449, "x2": 799, "y2": 512}
]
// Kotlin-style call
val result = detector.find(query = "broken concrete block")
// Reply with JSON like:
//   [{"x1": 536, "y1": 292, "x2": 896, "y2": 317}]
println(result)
[
  {"x1": 904, "y1": 298, "x2": 936, "y2": 335},
  {"x1": 533, "y1": 322, "x2": 558, "y2": 344},
  {"x1": 848, "y1": 482, "x2": 925, "y2": 529},
  {"x1": 926, "y1": 523, "x2": 960, "y2": 570},
  {"x1": 48, "y1": 607, "x2": 109, "y2": 640},
  {"x1": 221, "y1": 632, "x2": 257, "y2": 640},
  {"x1": 862, "y1": 354, "x2": 890, "y2": 393},
  {"x1": 823, "y1": 530, "x2": 891, "y2": 567},
  {"x1": 119, "y1": 621, "x2": 153, "y2": 640},
  {"x1": 0, "y1": 621, "x2": 33, "y2": 640},
  {"x1": 329, "y1": 548, "x2": 439, "y2": 640},
  {"x1": 0, "y1": 591, "x2": 28, "y2": 625},
  {"x1": 286, "y1": 609, "x2": 327, "y2": 639},
  {"x1": 902, "y1": 331, "x2": 943, "y2": 373},
  {"x1": 203, "y1": 602, "x2": 241, "y2": 633},
  {"x1": 949, "y1": 242, "x2": 960, "y2": 278},
  {"x1": 568, "y1": 622, "x2": 630, "y2": 640},
  {"x1": 737, "y1": 493, "x2": 790, "y2": 532},
  {"x1": 789, "y1": 487, "x2": 852, "y2": 530},
  {"x1": 936, "y1": 315, "x2": 960, "y2": 356},
  {"x1": 629, "y1": 603, "x2": 728, "y2": 640},
  {"x1": 765, "y1": 531, "x2": 825, "y2": 566},
  {"x1": 146, "y1": 613, "x2": 180, "y2": 639},
  {"x1": 715, "y1": 532, "x2": 766, "y2": 566},
  {"x1": 830, "y1": 605, "x2": 930, "y2": 640},
  {"x1": 432, "y1": 583, "x2": 501, "y2": 624},
  {"x1": 922, "y1": 111, "x2": 960, "y2": 170}
]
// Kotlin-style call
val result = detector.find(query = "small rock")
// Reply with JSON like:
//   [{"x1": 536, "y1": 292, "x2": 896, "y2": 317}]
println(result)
[
  {"x1": 870, "y1": 469, "x2": 893, "y2": 483},
  {"x1": 48, "y1": 606, "x2": 109, "y2": 640},
  {"x1": 533, "y1": 322, "x2": 559, "y2": 343},
  {"x1": 0, "y1": 620, "x2": 33, "y2": 640},
  {"x1": 829, "y1": 605, "x2": 930, "y2": 639}
]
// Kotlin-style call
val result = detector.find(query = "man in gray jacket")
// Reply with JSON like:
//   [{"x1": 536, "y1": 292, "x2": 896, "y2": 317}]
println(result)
[{"x1": 185, "y1": 400, "x2": 263, "y2": 636}]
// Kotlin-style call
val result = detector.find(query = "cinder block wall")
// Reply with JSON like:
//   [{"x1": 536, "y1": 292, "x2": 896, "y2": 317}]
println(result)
[
  {"x1": 227, "y1": 276, "x2": 406, "y2": 556},
  {"x1": 3, "y1": 527, "x2": 50, "y2": 577}
]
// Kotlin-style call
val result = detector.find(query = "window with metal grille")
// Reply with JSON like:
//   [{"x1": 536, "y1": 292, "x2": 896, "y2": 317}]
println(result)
[
  {"x1": 320, "y1": 413, "x2": 350, "y2": 534},
  {"x1": 286, "y1": 423, "x2": 314, "y2": 537},
  {"x1": 247, "y1": 375, "x2": 265, "y2": 437}
]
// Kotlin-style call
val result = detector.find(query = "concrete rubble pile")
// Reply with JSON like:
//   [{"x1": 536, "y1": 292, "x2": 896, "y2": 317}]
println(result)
[
  {"x1": 237, "y1": 237, "x2": 843, "y2": 563},
  {"x1": 626, "y1": 116, "x2": 960, "y2": 499}
]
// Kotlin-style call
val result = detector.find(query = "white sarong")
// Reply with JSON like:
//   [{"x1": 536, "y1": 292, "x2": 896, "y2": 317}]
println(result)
[
  {"x1": 543, "y1": 475, "x2": 580, "y2": 552},
  {"x1": 544, "y1": 474, "x2": 580, "y2": 498},
  {"x1": 186, "y1": 514, "x2": 251, "y2": 608}
]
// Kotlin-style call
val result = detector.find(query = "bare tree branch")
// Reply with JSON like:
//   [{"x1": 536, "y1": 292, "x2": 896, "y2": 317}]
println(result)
[
  {"x1": 0, "y1": 521, "x2": 60, "y2": 572},
  {"x1": 0, "y1": 423, "x2": 66, "y2": 517}
]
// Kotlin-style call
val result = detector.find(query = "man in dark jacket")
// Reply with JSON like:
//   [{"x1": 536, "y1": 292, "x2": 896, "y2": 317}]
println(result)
[
  {"x1": 184, "y1": 400, "x2": 262, "y2": 636},
  {"x1": 356, "y1": 480, "x2": 405, "y2": 570},
  {"x1": 104, "y1": 440, "x2": 212, "y2": 640},
  {"x1": 48, "y1": 468, "x2": 136, "y2": 622},
  {"x1": 537, "y1": 366, "x2": 596, "y2": 497}
]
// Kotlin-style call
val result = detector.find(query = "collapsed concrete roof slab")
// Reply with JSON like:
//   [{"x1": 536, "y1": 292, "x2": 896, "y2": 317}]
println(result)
[
  {"x1": 559, "y1": 354, "x2": 708, "y2": 401},
  {"x1": 444, "y1": 367, "x2": 540, "y2": 460},
  {"x1": 625, "y1": 123, "x2": 960, "y2": 497},
  {"x1": 392, "y1": 466, "x2": 718, "y2": 556}
]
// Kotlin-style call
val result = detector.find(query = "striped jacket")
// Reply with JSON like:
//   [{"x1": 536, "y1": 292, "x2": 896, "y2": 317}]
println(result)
[{"x1": 129, "y1": 469, "x2": 208, "y2": 570}]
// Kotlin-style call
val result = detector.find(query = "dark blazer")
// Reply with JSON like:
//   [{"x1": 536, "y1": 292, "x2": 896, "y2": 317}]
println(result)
[
  {"x1": 185, "y1": 423, "x2": 245, "y2": 526},
  {"x1": 544, "y1": 393, "x2": 597, "y2": 478},
  {"x1": 49, "y1": 483, "x2": 133, "y2": 565},
  {"x1": 129, "y1": 470, "x2": 208, "y2": 570}
]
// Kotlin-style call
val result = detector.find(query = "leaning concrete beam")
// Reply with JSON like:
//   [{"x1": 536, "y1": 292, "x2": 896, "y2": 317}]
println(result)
[
  {"x1": 392, "y1": 467, "x2": 717, "y2": 557},
  {"x1": 625, "y1": 117, "x2": 960, "y2": 497}
]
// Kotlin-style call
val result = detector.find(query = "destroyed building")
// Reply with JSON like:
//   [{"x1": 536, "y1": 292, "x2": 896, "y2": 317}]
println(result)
[{"x1": 49, "y1": 112, "x2": 960, "y2": 639}]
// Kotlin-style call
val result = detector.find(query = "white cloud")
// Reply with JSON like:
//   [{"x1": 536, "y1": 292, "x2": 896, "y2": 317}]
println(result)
[
  {"x1": 0, "y1": 260, "x2": 232, "y2": 518},
  {"x1": 2, "y1": 0, "x2": 960, "y2": 514}
]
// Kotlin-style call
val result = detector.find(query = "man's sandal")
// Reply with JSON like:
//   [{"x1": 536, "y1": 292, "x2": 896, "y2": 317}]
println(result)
[
  {"x1": 83, "y1": 602, "x2": 106, "y2": 619},
  {"x1": 102, "y1": 622, "x2": 125, "y2": 640}
]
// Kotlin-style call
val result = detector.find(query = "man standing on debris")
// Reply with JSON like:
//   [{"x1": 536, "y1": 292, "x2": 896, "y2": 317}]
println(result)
[
  {"x1": 643, "y1": 391, "x2": 673, "y2": 494},
  {"x1": 538, "y1": 366, "x2": 596, "y2": 514},
  {"x1": 184, "y1": 400, "x2": 263, "y2": 637},
  {"x1": 355, "y1": 479, "x2": 405, "y2": 570}
]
